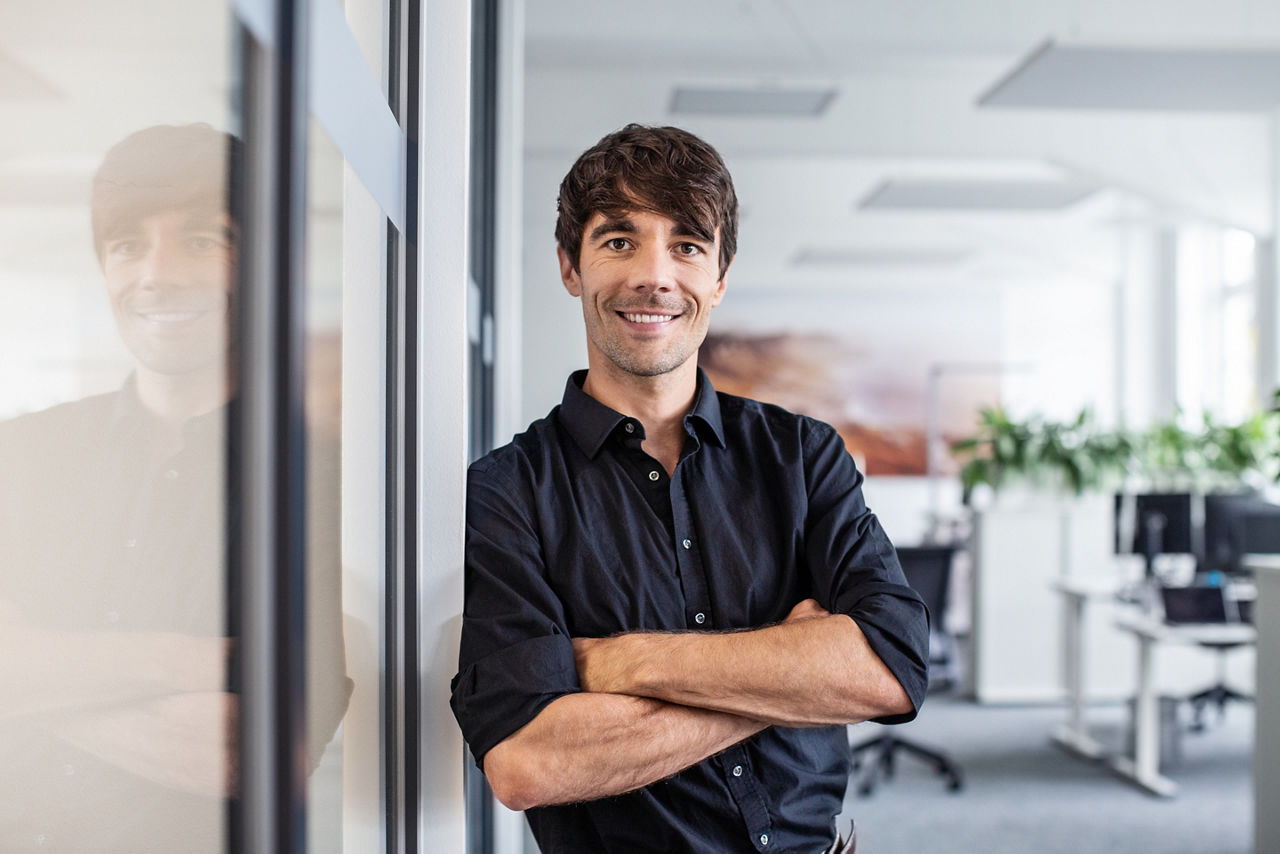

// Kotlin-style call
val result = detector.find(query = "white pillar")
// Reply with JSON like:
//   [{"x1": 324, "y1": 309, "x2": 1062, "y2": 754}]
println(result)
[{"x1": 418, "y1": 0, "x2": 471, "y2": 849}]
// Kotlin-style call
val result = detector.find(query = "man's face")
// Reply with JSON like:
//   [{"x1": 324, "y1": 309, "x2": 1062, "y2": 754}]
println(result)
[
  {"x1": 559, "y1": 209, "x2": 728, "y2": 380},
  {"x1": 101, "y1": 207, "x2": 237, "y2": 378}
]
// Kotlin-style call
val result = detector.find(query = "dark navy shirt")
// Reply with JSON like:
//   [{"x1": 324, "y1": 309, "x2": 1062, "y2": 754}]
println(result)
[{"x1": 451, "y1": 369, "x2": 929, "y2": 853}]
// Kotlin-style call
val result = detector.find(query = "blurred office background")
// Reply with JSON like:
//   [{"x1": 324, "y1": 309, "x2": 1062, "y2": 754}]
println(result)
[{"x1": 2, "y1": 1, "x2": 1279, "y2": 853}]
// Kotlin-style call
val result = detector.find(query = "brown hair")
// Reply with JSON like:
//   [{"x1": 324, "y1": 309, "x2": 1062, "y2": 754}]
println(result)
[
  {"x1": 91, "y1": 123, "x2": 241, "y2": 264},
  {"x1": 555, "y1": 124, "x2": 738, "y2": 279}
]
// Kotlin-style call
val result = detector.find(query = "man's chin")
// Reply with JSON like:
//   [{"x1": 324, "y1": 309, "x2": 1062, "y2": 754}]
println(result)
[{"x1": 127, "y1": 347, "x2": 232, "y2": 382}]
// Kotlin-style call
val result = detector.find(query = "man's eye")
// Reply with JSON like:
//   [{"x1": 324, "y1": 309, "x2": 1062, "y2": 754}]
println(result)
[
  {"x1": 187, "y1": 235, "x2": 222, "y2": 251},
  {"x1": 106, "y1": 240, "x2": 142, "y2": 257},
  {"x1": 675, "y1": 243, "x2": 702, "y2": 256},
  {"x1": 604, "y1": 238, "x2": 630, "y2": 251}
]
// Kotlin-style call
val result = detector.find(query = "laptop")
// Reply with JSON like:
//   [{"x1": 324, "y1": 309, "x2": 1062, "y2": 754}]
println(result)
[{"x1": 1160, "y1": 585, "x2": 1230, "y2": 625}]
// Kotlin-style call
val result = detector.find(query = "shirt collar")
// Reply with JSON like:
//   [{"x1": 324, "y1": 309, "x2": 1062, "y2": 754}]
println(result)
[
  {"x1": 107, "y1": 373, "x2": 230, "y2": 440},
  {"x1": 107, "y1": 373, "x2": 148, "y2": 431},
  {"x1": 558, "y1": 367, "x2": 726, "y2": 459},
  {"x1": 685, "y1": 367, "x2": 726, "y2": 449}
]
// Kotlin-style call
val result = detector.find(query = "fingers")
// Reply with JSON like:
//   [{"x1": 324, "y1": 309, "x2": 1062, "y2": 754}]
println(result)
[{"x1": 784, "y1": 598, "x2": 831, "y2": 623}]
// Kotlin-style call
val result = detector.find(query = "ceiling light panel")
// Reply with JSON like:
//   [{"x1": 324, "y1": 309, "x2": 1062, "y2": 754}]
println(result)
[
  {"x1": 0, "y1": 51, "x2": 63, "y2": 101},
  {"x1": 860, "y1": 179, "x2": 1100, "y2": 211},
  {"x1": 670, "y1": 85, "x2": 837, "y2": 117},
  {"x1": 980, "y1": 41, "x2": 1280, "y2": 112},
  {"x1": 791, "y1": 247, "x2": 973, "y2": 267}
]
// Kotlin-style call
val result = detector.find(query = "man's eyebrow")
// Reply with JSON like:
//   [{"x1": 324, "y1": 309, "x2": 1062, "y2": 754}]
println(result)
[
  {"x1": 588, "y1": 218, "x2": 636, "y2": 242},
  {"x1": 102, "y1": 227, "x2": 141, "y2": 243},
  {"x1": 182, "y1": 212, "x2": 238, "y2": 239},
  {"x1": 671, "y1": 221, "x2": 714, "y2": 242}
]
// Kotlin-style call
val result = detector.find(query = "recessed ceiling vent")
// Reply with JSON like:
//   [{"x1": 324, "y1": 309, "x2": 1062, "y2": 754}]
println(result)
[
  {"x1": 980, "y1": 40, "x2": 1280, "y2": 111},
  {"x1": 0, "y1": 50, "x2": 63, "y2": 101},
  {"x1": 791, "y1": 247, "x2": 973, "y2": 267},
  {"x1": 859, "y1": 179, "x2": 1100, "y2": 211},
  {"x1": 670, "y1": 85, "x2": 837, "y2": 117}
]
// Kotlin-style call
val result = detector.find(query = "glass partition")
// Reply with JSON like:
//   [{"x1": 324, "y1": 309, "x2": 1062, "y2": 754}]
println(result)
[
  {"x1": 304, "y1": 116, "x2": 390, "y2": 852},
  {"x1": 0, "y1": 3, "x2": 238, "y2": 851},
  {"x1": 0, "y1": 1, "x2": 410, "y2": 852}
]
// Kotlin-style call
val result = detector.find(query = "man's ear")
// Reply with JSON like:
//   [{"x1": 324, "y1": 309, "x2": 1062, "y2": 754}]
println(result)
[
  {"x1": 558, "y1": 246, "x2": 582, "y2": 297},
  {"x1": 710, "y1": 258, "x2": 731, "y2": 307}
]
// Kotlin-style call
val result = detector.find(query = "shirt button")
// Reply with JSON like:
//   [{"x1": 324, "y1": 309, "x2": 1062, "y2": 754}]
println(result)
[
  {"x1": 759, "y1": 834, "x2": 769, "y2": 846},
  {"x1": 732, "y1": 764, "x2": 743, "y2": 777},
  {"x1": 62, "y1": 764, "x2": 75, "y2": 776},
  {"x1": 682, "y1": 538, "x2": 691, "y2": 549},
  {"x1": 164, "y1": 468, "x2": 179, "y2": 480},
  {"x1": 105, "y1": 610, "x2": 120, "y2": 623},
  {"x1": 648, "y1": 470, "x2": 660, "y2": 481},
  {"x1": 624, "y1": 422, "x2": 635, "y2": 433},
  {"x1": 694, "y1": 612, "x2": 706, "y2": 624},
  {"x1": 124, "y1": 538, "x2": 137, "y2": 548}
]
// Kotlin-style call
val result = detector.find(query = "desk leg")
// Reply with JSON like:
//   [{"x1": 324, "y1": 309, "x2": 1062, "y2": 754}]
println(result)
[
  {"x1": 1051, "y1": 592, "x2": 1107, "y2": 760},
  {"x1": 1108, "y1": 633, "x2": 1178, "y2": 797}
]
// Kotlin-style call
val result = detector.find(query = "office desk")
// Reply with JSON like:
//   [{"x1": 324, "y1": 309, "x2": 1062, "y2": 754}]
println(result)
[
  {"x1": 1050, "y1": 577, "x2": 1123, "y2": 761},
  {"x1": 1111, "y1": 613, "x2": 1255, "y2": 797},
  {"x1": 1246, "y1": 555, "x2": 1280, "y2": 852}
]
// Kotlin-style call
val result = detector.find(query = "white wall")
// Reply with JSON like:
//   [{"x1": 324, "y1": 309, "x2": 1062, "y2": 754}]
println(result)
[{"x1": 521, "y1": 154, "x2": 589, "y2": 426}]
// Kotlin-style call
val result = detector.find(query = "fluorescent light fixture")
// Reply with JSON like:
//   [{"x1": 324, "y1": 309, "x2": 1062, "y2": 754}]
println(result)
[
  {"x1": 859, "y1": 179, "x2": 1099, "y2": 211},
  {"x1": 980, "y1": 39, "x2": 1280, "y2": 111},
  {"x1": 791, "y1": 247, "x2": 973, "y2": 267},
  {"x1": 670, "y1": 85, "x2": 837, "y2": 117}
]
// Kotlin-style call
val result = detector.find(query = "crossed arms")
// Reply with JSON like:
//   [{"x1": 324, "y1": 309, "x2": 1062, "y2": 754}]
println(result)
[{"x1": 483, "y1": 598, "x2": 914, "y2": 811}]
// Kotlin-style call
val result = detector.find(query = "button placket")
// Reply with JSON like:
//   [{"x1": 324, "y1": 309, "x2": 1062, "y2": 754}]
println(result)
[{"x1": 669, "y1": 465, "x2": 713, "y2": 631}]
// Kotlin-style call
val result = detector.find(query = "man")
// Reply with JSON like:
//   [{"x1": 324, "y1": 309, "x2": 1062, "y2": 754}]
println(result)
[
  {"x1": 0, "y1": 124, "x2": 349, "y2": 852},
  {"x1": 451, "y1": 124, "x2": 929, "y2": 852}
]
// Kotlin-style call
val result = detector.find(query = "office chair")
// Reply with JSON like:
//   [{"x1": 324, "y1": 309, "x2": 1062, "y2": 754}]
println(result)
[
  {"x1": 1186, "y1": 643, "x2": 1250, "y2": 732},
  {"x1": 848, "y1": 545, "x2": 964, "y2": 796},
  {"x1": 1185, "y1": 504, "x2": 1279, "y2": 732}
]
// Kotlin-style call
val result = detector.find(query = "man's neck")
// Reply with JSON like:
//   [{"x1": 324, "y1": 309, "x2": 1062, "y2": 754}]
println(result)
[
  {"x1": 134, "y1": 366, "x2": 233, "y2": 426},
  {"x1": 582, "y1": 357, "x2": 699, "y2": 476}
]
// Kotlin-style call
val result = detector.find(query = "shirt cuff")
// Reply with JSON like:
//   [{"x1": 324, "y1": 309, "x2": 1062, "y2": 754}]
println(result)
[{"x1": 450, "y1": 634, "x2": 581, "y2": 767}]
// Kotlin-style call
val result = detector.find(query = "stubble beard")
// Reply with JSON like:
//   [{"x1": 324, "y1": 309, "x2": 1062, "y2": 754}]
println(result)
[{"x1": 599, "y1": 337, "x2": 693, "y2": 378}]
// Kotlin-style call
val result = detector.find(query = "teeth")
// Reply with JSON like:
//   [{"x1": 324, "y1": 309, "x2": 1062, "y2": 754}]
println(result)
[
  {"x1": 623, "y1": 313, "x2": 674, "y2": 324},
  {"x1": 142, "y1": 311, "x2": 202, "y2": 323}
]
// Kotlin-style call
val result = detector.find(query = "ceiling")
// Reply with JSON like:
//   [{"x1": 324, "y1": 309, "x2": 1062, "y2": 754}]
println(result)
[{"x1": 522, "y1": 0, "x2": 1280, "y2": 294}]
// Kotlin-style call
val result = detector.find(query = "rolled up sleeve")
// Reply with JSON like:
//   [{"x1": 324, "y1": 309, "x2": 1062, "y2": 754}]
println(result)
[
  {"x1": 800, "y1": 419, "x2": 931, "y2": 723},
  {"x1": 450, "y1": 458, "x2": 581, "y2": 767}
]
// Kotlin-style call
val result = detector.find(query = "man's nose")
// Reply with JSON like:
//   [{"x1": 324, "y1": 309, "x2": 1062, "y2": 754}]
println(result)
[
  {"x1": 629, "y1": 243, "x2": 676, "y2": 292},
  {"x1": 137, "y1": 237, "x2": 185, "y2": 287}
]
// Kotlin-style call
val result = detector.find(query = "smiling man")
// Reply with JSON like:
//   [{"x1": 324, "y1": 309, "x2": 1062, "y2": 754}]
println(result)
[
  {"x1": 451, "y1": 124, "x2": 929, "y2": 853},
  {"x1": 0, "y1": 124, "x2": 349, "y2": 852}
]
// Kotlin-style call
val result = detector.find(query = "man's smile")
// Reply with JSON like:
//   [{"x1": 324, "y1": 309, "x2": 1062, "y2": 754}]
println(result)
[
  {"x1": 618, "y1": 311, "x2": 679, "y2": 325},
  {"x1": 137, "y1": 309, "x2": 208, "y2": 324}
]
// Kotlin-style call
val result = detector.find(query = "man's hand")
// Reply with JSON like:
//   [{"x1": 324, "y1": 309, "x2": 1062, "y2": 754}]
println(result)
[
  {"x1": 0, "y1": 599, "x2": 232, "y2": 722},
  {"x1": 46, "y1": 691, "x2": 239, "y2": 797},
  {"x1": 784, "y1": 598, "x2": 830, "y2": 623}
]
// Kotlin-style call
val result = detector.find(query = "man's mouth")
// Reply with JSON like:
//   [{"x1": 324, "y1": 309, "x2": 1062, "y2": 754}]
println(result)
[
  {"x1": 138, "y1": 310, "x2": 206, "y2": 324},
  {"x1": 618, "y1": 312, "x2": 678, "y2": 325}
]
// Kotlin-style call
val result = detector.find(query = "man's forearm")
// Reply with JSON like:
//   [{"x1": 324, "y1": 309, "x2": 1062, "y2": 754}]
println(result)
[
  {"x1": 483, "y1": 691, "x2": 765, "y2": 811},
  {"x1": 574, "y1": 601, "x2": 913, "y2": 726},
  {"x1": 45, "y1": 691, "x2": 238, "y2": 797},
  {"x1": 0, "y1": 606, "x2": 229, "y2": 722}
]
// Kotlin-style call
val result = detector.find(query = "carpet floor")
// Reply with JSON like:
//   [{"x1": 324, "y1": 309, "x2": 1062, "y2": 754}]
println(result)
[{"x1": 835, "y1": 695, "x2": 1253, "y2": 854}]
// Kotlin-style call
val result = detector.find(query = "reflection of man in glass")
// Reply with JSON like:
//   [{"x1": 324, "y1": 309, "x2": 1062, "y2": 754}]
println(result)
[
  {"x1": 95, "y1": 130, "x2": 238, "y2": 427},
  {"x1": 0, "y1": 124, "x2": 349, "y2": 852}
]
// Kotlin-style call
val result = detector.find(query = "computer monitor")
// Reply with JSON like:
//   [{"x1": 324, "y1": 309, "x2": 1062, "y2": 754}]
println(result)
[
  {"x1": 1240, "y1": 503, "x2": 1280, "y2": 560},
  {"x1": 1202, "y1": 491, "x2": 1262, "y2": 573},
  {"x1": 1114, "y1": 492, "x2": 1195, "y2": 578}
]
